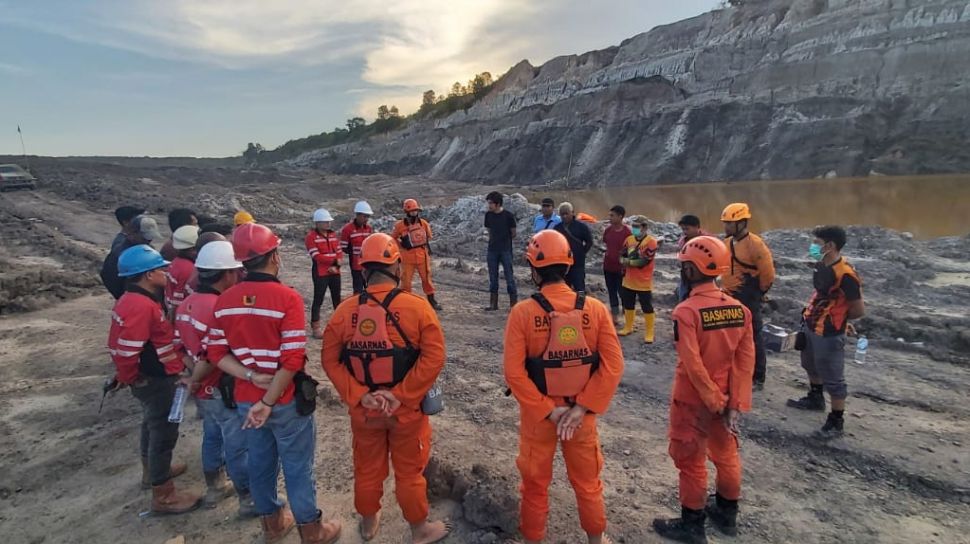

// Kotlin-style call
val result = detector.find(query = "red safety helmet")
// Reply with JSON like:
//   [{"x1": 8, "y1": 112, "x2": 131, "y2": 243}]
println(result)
[
  {"x1": 232, "y1": 223, "x2": 281, "y2": 262},
  {"x1": 678, "y1": 235, "x2": 730, "y2": 277},
  {"x1": 403, "y1": 198, "x2": 421, "y2": 213},
  {"x1": 526, "y1": 230, "x2": 574, "y2": 268},
  {"x1": 359, "y1": 233, "x2": 401, "y2": 265}
]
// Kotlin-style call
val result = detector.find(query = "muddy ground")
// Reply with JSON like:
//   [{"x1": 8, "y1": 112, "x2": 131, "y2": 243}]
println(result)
[{"x1": 0, "y1": 159, "x2": 968, "y2": 544}]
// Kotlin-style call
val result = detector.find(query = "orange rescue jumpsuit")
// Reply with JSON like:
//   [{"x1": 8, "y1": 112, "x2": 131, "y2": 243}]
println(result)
[
  {"x1": 392, "y1": 218, "x2": 435, "y2": 296},
  {"x1": 503, "y1": 283, "x2": 624, "y2": 541},
  {"x1": 668, "y1": 282, "x2": 755, "y2": 510},
  {"x1": 321, "y1": 283, "x2": 445, "y2": 523}
]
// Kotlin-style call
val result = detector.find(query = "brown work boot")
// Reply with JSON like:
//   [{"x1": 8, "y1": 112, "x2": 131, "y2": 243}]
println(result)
[
  {"x1": 150, "y1": 479, "x2": 201, "y2": 515},
  {"x1": 483, "y1": 292, "x2": 499, "y2": 312},
  {"x1": 297, "y1": 515, "x2": 342, "y2": 544},
  {"x1": 261, "y1": 507, "x2": 297, "y2": 543},
  {"x1": 311, "y1": 320, "x2": 324, "y2": 339},
  {"x1": 141, "y1": 457, "x2": 187, "y2": 489},
  {"x1": 203, "y1": 468, "x2": 235, "y2": 507}
]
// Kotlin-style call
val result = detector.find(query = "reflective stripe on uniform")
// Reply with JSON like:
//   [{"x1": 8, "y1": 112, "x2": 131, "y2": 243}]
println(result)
[{"x1": 215, "y1": 307, "x2": 285, "y2": 319}]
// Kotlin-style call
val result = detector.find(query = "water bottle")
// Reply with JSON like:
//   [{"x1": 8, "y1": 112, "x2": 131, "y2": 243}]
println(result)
[
  {"x1": 421, "y1": 381, "x2": 444, "y2": 415},
  {"x1": 853, "y1": 336, "x2": 868, "y2": 365},
  {"x1": 168, "y1": 383, "x2": 189, "y2": 423}
]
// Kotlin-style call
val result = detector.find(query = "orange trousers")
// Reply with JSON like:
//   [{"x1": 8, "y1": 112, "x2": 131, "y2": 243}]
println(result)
[
  {"x1": 667, "y1": 400, "x2": 742, "y2": 510},
  {"x1": 350, "y1": 411, "x2": 432, "y2": 523},
  {"x1": 516, "y1": 414, "x2": 606, "y2": 541},
  {"x1": 401, "y1": 250, "x2": 435, "y2": 295}
]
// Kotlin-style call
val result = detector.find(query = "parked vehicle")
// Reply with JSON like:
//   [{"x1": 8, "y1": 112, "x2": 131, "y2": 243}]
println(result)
[{"x1": 0, "y1": 164, "x2": 37, "y2": 191}]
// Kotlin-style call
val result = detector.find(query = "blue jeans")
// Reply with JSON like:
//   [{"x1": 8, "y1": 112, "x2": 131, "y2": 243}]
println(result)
[
  {"x1": 199, "y1": 394, "x2": 250, "y2": 492},
  {"x1": 487, "y1": 250, "x2": 517, "y2": 295},
  {"x1": 237, "y1": 401, "x2": 318, "y2": 523}
]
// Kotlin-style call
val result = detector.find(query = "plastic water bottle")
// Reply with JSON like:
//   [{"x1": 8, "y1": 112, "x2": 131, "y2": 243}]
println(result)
[
  {"x1": 853, "y1": 336, "x2": 868, "y2": 365},
  {"x1": 421, "y1": 381, "x2": 444, "y2": 415},
  {"x1": 168, "y1": 383, "x2": 189, "y2": 423}
]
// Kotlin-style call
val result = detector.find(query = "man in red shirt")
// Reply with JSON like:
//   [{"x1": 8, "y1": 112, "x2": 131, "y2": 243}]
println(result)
[
  {"x1": 340, "y1": 200, "x2": 374, "y2": 294},
  {"x1": 206, "y1": 223, "x2": 341, "y2": 543},
  {"x1": 108, "y1": 244, "x2": 200, "y2": 515},
  {"x1": 306, "y1": 208, "x2": 343, "y2": 338},
  {"x1": 601, "y1": 205, "x2": 631, "y2": 324},
  {"x1": 165, "y1": 225, "x2": 200, "y2": 319},
  {"x1": 177, "y1": 241, "x2": 263, "y2": 517}
]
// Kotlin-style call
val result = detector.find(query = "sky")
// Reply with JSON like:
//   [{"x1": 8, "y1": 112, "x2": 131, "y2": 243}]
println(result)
[{"x1": 0, "y1": 1, "x2": 716, "y2": 157}]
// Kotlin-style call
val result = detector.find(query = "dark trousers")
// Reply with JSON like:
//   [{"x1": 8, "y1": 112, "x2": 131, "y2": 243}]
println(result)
[
  {"x1": 486, "y1": 250, "x2": 517, "y2": 295},
  {"x1": 565, "y1": 262, "x2": 586, "y2": 293},
  {"x1": 131, "y1": 375, "x2": 181, "y2": 486},
  {"x1": 351, "y1": 270, "x2": 365, "y2": 294},
  {"x1": 310, "y1": 269, "x2": 340, "y2": 322},
  {"x1": 734, "y1": 289, "x2": 766, "y2": 383},
  {"x1": 603, "y1": 270, "x2": 623, "y2": 312},
  {"x1": 620, "y1": 287, "x2": 653, "y2": 313}
]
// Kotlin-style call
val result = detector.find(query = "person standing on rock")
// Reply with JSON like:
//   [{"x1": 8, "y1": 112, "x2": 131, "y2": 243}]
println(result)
[
  {"x1": 341, "y1": 200, "x2": 375, "y2": 294},
  {"x1": 164, "y1": 225, "x2": 200, "y2": 319},
  {"x1": 787, "y1": 226, "x2": 865, "y2": 439},
  {"x1": 601, "y1": 205, "x2": 631, "y2": 324},
  {"x1": 306, "y1": 208, "x2": 343, "y2": 339},
  {"x1": 160, "y1": 208, "x2": 198, "y2": 262},
  {"x1": 676, "y1": 215, "x2": 711, "y2": 302},
  {"x1": 617, "y1": 215, "x2": 660, "y2": 344},
  {"x1": 653, "y1": 235, "x2": 754, "y2": 544},
  {"x1": 503, "y1": 230, "x2": 624, "y2": 544},
  {"x1": 533, "y1": 197, "x2": 561, "y2": 233},
  {"x1": 322, "y1": 233, "x2": 449, "y2": 544},
  {"x1": 175, "y1": 241, "x2": 259, "y2": 518},
  {"x1": 721, "y1": 203, "x2": 775, "y2": 391},
  {"x1": 483, "y1": 191, "x2": 518, "y2": 311},
  {"x1": 393, "y1": 198, "x2": 443, "y2": 311},
  {"x1": 107, "y1": 244, "x2": 201, "y2": 515},
  {"x1": 554, "y1": 202, "x2": 593, "y2": 293},
  {"x1": 206, "y1": 223, "x2": 342, "y2": 544},
  {"x1": 101, "y1": 214, "x2": 163, "y2": 299}
]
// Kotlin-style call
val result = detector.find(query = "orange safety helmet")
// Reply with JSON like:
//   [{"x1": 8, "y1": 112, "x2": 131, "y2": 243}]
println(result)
[
  {"x1": 678, "y1": 235, "x2": 730, "y2": 277},
  {"x1": 720, "y1": 203, "x2": 751, "y2": 221},
  {"x1": 232, "y1": 223, "x2": 280, "y2": 262},
  {"x1": 526, "y1": 230, "x2": 574, "y2": 268},
  {"x1": 403, "y1": 199, "x2": 422, "y2": 213},
  {"x1": 359, "y1": 233, "x2": 401, "y2": 265}
]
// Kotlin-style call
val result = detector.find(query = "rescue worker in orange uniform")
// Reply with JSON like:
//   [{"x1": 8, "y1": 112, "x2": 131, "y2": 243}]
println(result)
[
  {"x1": 720, "y1": 203, "x2": 775, "y2": 391},
  {"x1": 391, "y1": 199, "x2": 442, "y2": 311},
  {"x1": 503, "y1": 230, "x2": 624, "y2": 544},
  {"x1": 322, "y1": 233, "x2": 449, "y2": 544},
  {"x1": 652, "y1": 236, "x2": 755, "y2": 544}
]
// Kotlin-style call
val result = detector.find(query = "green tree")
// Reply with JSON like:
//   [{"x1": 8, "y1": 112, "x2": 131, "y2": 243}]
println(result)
[
  {"x1": 377, "y1": 105, "x2": 390, "y2": 120},
  {"x1": 389, "y1": 105, "x2": 400, "y2": 118},
  {"x1": 345, "y1": 117, "x2": 366, "y2": 132},
  {"x1": 422, "y1": 90, "x2": 436, "y2": 106}
]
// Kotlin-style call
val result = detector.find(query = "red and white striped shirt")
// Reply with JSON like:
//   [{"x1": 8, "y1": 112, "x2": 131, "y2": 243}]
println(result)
[
  {"x1": 165, "y1": 256, "x2": 196, "y2": 313},
  {"x1": 339, "y1": 221, "x2": 373, "y2": 271},
  {"x1": 108, "y1": 286, "x2": 185, "y2": 384},
  {"x1": 175, "y1": 288, "x2": 223, "y2": 399},
  {"x1": 305, "y1": 229, "x2": 342, "y2": 277},
  {"x1": 206, "y1": 273, "x2": 306, "y2": 405}
]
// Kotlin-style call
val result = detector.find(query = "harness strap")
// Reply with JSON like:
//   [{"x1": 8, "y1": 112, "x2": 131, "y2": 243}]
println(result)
[
  {"x1": 730, "y1": 238, "x2": 758, "y2": 271},
  {"x1": 361, "y1": 289, "x2": 416, "y2": 350}
]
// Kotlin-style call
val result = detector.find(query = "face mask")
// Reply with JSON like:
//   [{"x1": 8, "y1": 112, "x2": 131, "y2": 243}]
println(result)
[
  {"x1": 631, "y1": 227, "x2": 642, "y2": 237},
  {"x1": 808, "y1": 243, "x2": 824, "y2": 261}
]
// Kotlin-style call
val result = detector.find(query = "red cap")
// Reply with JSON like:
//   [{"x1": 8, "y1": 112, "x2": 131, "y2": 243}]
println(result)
[{"x1": 232, "y1": 223, "x2": 281, "y2": 262}]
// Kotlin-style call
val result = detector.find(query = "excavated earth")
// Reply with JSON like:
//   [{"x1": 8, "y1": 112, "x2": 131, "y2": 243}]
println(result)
[{"x1": 0, "y1": 159, "x2": 968, "y2": 544}]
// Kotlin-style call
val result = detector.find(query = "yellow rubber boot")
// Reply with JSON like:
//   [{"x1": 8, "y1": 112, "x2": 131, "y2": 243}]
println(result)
[
  {"x1": 618, "y1": 310, "x2": 636, "y2": 336},
  {"x1": 644, "y1": 312, "x2": 656, "y2": 344}
]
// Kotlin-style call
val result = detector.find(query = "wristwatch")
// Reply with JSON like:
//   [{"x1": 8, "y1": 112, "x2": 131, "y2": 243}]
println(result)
[{"x1": 245, "y1": 370, "x2": 254, "y2": 382}]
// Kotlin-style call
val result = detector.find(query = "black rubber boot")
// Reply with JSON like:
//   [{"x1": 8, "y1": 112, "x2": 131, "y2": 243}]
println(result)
[
  {"x1": 705, "y1": 493, "x2": 739, "y2": 536},
  {"x1": 509, "y1": 293, "x2": 518, "y2": 309},
  {"x1": 652, "y1": 506, "x2": 708, "y2": 544},
  {"x1": 483, "y1": 292, "x2": 499, "y2": 312},
  {"x1": 816, "y1": 411, "x2": 844, "y2": 438},
  {"x1": 427, "y1": 294, "x2": 442, "y2": 311},
  {"x1": 786, "y1": 387, "x2": 825, "y2": 411}
]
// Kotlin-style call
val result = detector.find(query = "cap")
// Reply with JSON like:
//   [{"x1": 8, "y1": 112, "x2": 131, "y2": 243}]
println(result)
[{"x1": 132, "y1": 215, "x2": 162, "y2": 242}]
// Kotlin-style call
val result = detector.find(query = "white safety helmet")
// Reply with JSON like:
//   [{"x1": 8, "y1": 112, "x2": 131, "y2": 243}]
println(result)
[
  {"x1": 171, "y1": 225, "x2": 201, "y2": 250},
  {"x1": 313, "y1": 208, "x2": 334, "y2": 222},
  {"x1": 353, "y1": 201, "x2": 374, "y2": 215},
  {"x1": 195, "y1": 241, "x2": 243, "y2": 270}
]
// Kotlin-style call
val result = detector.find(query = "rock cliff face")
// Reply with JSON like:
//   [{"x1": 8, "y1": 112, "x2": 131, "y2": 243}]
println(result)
[{"x1": 293, "y1": 0, "x2": 970, "y2": 185}]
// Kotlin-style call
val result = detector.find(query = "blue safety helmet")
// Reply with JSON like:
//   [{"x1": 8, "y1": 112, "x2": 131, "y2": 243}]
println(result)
[{"x1": 118, "y1": 244, "x2": 170, "y2": 277}]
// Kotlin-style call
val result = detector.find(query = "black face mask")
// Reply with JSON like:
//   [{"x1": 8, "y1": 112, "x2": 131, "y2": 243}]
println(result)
[{"x1": 680, "y1": 265, "x2": 693, "y2": 296}]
